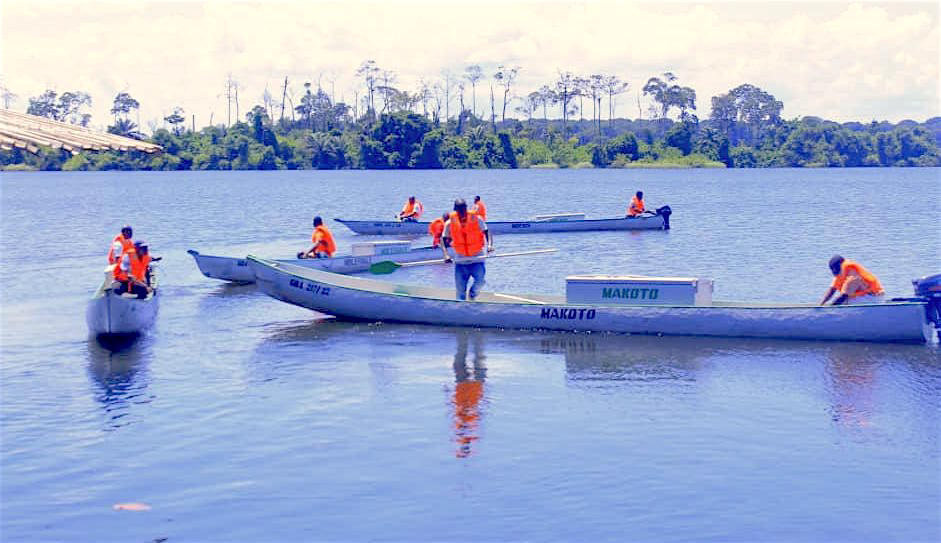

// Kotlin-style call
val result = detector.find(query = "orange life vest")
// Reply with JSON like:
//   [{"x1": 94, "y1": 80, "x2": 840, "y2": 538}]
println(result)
[
  {"x1": 628, "y1": 196, "x2": 645, "y2": 216},
  {"x1": 831, "y1": 259, "x2": 884, "y2": 298},
  {"x1": 108, "y1": 234, "x2": 134, "y2": 264},
  {"x1": 113, "y1": 248, "x2": 135, "y2": 282},
  {"x1": 401, "y1": 199, "x2": 423, "y2": 219},
  {"x1": 428, "y1": 218, "x2": 445, "y2": 246},
  {"x1": 312, "y1": 225, "x2": 337, "y2": 257},
  {"x1": 448, "y1": 211, "x2": 485, "y2": 257},
  {"x1": 472, "y1": 200, "x2": 487, "y2": 220},
  {"x1": 131, "y1": 253, "x2": 150, "y2": 282}
]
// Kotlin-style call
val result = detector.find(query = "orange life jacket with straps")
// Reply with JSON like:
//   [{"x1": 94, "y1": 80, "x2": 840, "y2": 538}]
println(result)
[
  {"x1": 448, "y1": 211, "x2": 485, "y2": 257},
  {"x1": 312, "y1": 225, "x2": 337, "y2": 257},
  {"x1": 628, "y1": 196, "x2": 645, "y2": 216},
  {"x1": 108, "y1": 234, "x2": 134, "y2": 264},
  {"x1": 831, "y1": 259, "x2": 884, "y2": 298}
]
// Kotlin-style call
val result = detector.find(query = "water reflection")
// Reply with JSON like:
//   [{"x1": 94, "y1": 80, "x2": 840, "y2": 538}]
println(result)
[
  {"x1": 451, "y1": 331, "x2": 487, "y2": 458},
  {"x1": 822, "y1": 344, "x2": 881, "y2": 429},
  {"x1": 86, "y1": 338, "x2": 154, "y2": 431}
]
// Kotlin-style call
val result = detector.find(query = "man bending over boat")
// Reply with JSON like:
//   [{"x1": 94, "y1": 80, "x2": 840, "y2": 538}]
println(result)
[
  {"x1": 472, "y1": 195, "x2": 487, "y2": 220},
  {"x1": 398, "y1": 196, "x2": 424, "y2": 221},
  {"x1": 626, "y1": 191, "x2": 645, "y2": 217},
  {"x1": 820, "y1": 255, "x2": 885, "y2": 305},
  {"x1": 441, "y1": 199, "x2": 493, "y2": 301},
  {"x1": 300, "y1": 216, "x2": 336, "y2": 259},
  {"x1": 429, "y1": 213, "x2": 448, "y2": 248}
]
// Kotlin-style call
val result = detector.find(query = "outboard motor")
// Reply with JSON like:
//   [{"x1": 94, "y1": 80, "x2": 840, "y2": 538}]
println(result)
[
  {"x1": 656, "y1": 205, "x2": 672, "y2": 230},
  {"x1": 913, "y1": 273, "x2": 941, "y2": 340}
]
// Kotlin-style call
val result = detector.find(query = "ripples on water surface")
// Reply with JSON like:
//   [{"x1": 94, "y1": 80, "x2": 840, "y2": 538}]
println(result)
[{"x1": 1, "y1": 168, "x2": 939, "y2": 541}]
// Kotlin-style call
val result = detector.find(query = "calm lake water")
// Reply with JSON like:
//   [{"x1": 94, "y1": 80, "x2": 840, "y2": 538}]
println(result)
[{"x1": 1, "y1": 168, "x2": 939, "y2": 542}]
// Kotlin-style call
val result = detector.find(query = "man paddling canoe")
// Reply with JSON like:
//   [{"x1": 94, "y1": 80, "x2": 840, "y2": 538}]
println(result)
[
  {"x1": 820, "y1": 255, "x2": 885, "y2": 305},
  {"x1": 441, "y1": 198, "x2": 494, "y2": 301},
  {"x1": 300, "y1": 216, "x2": 336, "y2": 259}
]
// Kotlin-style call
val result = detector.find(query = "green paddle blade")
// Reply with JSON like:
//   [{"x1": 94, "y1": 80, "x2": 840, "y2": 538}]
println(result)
[{"x1": 369, "y1": 260, "x2": 402, "y2": 275}]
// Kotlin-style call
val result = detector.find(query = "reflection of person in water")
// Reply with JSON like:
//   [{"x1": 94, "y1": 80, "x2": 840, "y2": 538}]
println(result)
[
  {"x1": 824, "y1": 345, "x2": 876, "y2": 429},
  {"x1": 452, "y1": 332, "x2": 487, "y2": 458}
]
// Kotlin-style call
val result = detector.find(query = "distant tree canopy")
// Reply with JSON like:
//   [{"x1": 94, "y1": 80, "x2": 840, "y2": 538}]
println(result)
[{"x1": 4, "y1": 71, "x2": 940, "y2": 171}]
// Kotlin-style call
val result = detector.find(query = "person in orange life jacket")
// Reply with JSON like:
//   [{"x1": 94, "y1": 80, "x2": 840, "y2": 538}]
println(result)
[
  {"x1": 114, "y1": 242, "x2": 152, "y2": 299},
  {"x1": 471, "y1": 195, "x2": 487, "y2": 220},
  {"x1": 133, "y1": 242, "x2": 160, "y2": 286},
  {"x1": 441, "y1": 198, "x2": 493, "y2": 301},
  {"x1": 398, "y1": 196, "x2": 423, "y2": 221},
  {"x1": 627, "y1": 191, "x2": 645, "y2": 217},
  {"x1": 428, "y1": 213, "x2": 448, "y2": 248},
  {"x1": 820, "y1": 255, "x2": 885, "y2": 306},
  {"x1": 301, "y1": 216, "x2": 337, "y2": 259},
  {"x1": 108, "y1": 225, "x2": 134, "y2": 264}
]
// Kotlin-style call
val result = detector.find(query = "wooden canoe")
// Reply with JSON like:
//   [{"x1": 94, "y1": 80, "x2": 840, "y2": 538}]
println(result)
[{"x1": 246, "y1": 256, "x2": 932, "y2": 344}]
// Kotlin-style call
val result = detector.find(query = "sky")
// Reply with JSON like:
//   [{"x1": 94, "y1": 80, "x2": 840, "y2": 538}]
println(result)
[{"x1": 1, "y1": 0, "x2": 938, "y2": 132}]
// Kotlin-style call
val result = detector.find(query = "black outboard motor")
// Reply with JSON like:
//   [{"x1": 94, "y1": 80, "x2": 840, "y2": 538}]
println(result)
[
  {"x1": 656, "y1": 205, "x2": 672, "y2": 230},
  {"x1": 913, "y1": 273, "x2": 941, "y2": 340}
]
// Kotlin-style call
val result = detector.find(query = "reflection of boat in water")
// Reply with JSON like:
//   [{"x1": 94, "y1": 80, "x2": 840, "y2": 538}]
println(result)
[{"x1": 86, "y1": 338, "x2": 153, "y2": 430}]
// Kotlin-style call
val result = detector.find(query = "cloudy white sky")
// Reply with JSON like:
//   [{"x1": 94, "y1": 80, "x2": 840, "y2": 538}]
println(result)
[{"x1": 1, "y1": 0, "x2": 938, "y2": 132}]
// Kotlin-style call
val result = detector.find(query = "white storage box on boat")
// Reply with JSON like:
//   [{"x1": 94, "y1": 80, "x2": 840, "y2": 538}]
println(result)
[
  {"x1": 531, "y1": 213, "x2": 586, "y2": 222},
  {"x1": 351, "y1": 241, "x2": 412, "y2": 256},
  {"x1": 565, "y1": 275, "x2": 713, "y2": 306}
]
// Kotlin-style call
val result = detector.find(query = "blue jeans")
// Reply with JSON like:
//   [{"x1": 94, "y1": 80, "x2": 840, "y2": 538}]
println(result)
[{"x1": 455, "y1": 261, "x2": 486, "y2": 300}]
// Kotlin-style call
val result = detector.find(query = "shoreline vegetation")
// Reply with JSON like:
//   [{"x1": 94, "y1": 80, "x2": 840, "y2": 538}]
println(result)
[{"x1": 2, "y1": 68, "x2": 939, "y2": 171}]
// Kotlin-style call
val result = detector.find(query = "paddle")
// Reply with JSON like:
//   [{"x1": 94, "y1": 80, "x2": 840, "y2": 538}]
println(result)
[{"x1": 369, "y1": 248, "x2": 558, "y2": 275}]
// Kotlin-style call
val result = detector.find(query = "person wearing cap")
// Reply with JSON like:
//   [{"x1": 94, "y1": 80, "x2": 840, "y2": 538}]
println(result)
[
  {"x1": 108, "y1": 225, "x2": 134, "y2": 264},
  {"x1": 820, "y1": 255, "x2": 885, "y2": 305},
  {"x1": 131, "y1": 241, "x2": 159, "y2": 286},
  {"x1": 441, "y1": 198, "x2": 493, "y2": 301},
  {"x1": 301, "y1": 216, "x2": 336, "y2": 259},
  {"x1": 114, "y1": 243, "x2": 152, "y2": 299},
  {"x1": 398, "y1": 196, "x2": 424, "y2": 221}
]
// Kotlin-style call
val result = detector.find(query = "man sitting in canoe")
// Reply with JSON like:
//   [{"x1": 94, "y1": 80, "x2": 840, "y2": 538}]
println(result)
[
  {"x1": 114, "y1": 242, "x2": 152, "y2": 299},
  {"x1": 441, "y1": 198, "x2": 493, "y2": 301},
  {"x1": 626, "y1": 191, "x2": 645, "y2": 217},
  {"x1": 820, "y1": 255, "x2": 885, "y2": 305},
  {"x1": 108, "y1": 224, "x2": 134, "y2": 264},
  {"x1": 472, "y1": 195, "x2": 487, "y2": 220},
  {"x1": 429, "y1": 213, "x2": 448, "y2": 248},
  {"x1": 398, "y1": 196, "x2": 424, "y2": 222},
  {"x1": 300, "y1": 216, "x2": 336, "y2": 259}
]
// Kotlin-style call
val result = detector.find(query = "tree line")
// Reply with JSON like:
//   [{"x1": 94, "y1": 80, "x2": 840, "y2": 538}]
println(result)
[{"x1": 1, "y1": 64, "x2": 939, "y2": 171}]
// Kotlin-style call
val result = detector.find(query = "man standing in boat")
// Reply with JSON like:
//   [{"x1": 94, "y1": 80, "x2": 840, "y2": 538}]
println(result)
[
  {"x1": 472, "y1": 195, "x2": 487, "y2": 220},
  {"x1": 300, "y1": 216, "x2": 336, "y2": 259},
  {"x1": 820, "y1": 255, "x2": 885, "y2": 305},
  {"x1": 441, "y1": 198, "x2": 494, "y2": 301},
  {"x1": 108, "y1": 224, "x2": 134, "y2": 264},
  {"x1": 398, "y1": 196, "x2": 424, "y2": 222},
  {"x1": 626, "y1": 191, "x2": 645, "y2": 217}
]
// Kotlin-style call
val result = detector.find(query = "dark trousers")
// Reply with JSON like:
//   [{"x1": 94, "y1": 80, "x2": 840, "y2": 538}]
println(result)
[{"x1": 116, "y1": 281, "x2": 148, "y2": 299}]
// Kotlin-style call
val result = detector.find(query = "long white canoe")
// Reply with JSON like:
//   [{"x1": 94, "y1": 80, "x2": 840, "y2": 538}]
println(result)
[
  {"x1": 247, "y1": 256, "x2": 933, "y2": 344},
  {"x1": 335, "y1": 210, "x2": 671, "y2": 236},
  {"x1": 188, "y1": 246, "x2": 443, "y2": 283},
  {"x1": 86, "y1": 270, "x2": 158, "y2": 337}
]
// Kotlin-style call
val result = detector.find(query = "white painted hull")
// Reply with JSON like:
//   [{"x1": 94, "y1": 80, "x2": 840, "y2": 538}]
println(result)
[
  {"x1": 188, "y1": 246, "x2": 443, "y2": 283},
  {"x1": 247, "y1": 257, "x2": 931, "y2": 343},
  {"x1": 335, "y1": 215, "x2": 667, "y2": 235},
  {"x1": 86, "y1": 278, "x2": 158, "y2": 336}
]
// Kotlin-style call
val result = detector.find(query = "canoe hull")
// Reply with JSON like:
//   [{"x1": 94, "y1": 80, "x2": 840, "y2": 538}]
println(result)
[
  {"x1": 188, "y1": 246, "x2": 443, "y2": 283},
  {"x1": 335, "y1": 215, "x2": 666, "y2": 235},
  {"x1": 248, "y1": 257, "x2": 931, "y2": 344},
  {"x1": 86, "y1": 284, "x2": 158, "y2": 337}
]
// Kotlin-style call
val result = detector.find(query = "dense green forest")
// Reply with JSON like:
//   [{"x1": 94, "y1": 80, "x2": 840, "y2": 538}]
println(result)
[{"x1": 2, "y1": 69, "x2": 939, "y2": 171}]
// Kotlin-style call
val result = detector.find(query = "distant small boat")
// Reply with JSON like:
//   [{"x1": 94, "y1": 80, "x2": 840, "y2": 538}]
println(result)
[
  {"x1": 335, "y1": 207, "x2": 672, "y2": 235},
  {"x1": 247, "y1": 256, "x2": 936, "y2": 344},
  {"x1": 86, "y1": 268, "x2": 158, "y2": 338},
  {"x1": 188, "y1": 244, "x2": 444, "y2": 284}
]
